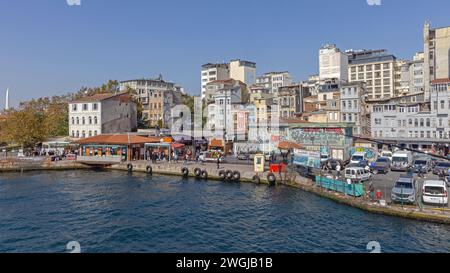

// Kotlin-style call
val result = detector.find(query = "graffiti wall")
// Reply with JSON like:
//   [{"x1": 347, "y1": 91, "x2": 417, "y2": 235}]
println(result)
[{"x1": 289, "y1": 127, "x2": 352, "y2": 147}]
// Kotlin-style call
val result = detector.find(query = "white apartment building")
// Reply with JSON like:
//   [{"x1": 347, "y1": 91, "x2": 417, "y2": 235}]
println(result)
[
  {"x1": 201, "y1": 63, "x2": 230, "y2": 100},
  {"x1": 340, "y1": 82, "x2": 370, "y2": 136},
  {"x1": 207, "y1": 88, "x2": 244, "y2": 140},
  {"x1": 256, "y1": 71, "x2": 293, "y2": 94},
  {"x1": 424, "y1": 22, "x2": 450, "y2": 98},
  {"x1": 347, "y1": 49, "x2": 399, "y2": 99},
  {"x1": 69, "y1": 93, "x2": 137, "y2": 139},
  {"x1": 319, "y1": 44, "x2": 348, "y2": 81},
  {"x1": 400, "y1": 52, "x2": 425, "y2": 96}
]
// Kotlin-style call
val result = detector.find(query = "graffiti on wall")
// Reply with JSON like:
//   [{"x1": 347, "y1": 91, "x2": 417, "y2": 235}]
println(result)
[{"x1": 290, "y1": 128, "x2": 352, "y2": 147}]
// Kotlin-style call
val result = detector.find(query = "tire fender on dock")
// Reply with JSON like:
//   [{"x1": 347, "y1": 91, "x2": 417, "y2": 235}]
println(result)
[
  {"x1": 201, "y1": 169, "x2": 208, "y2": 180},
  {"x1": 146, "y1": 165, "x2": 152, "y2": 175},
  {"x1": 225, "y1": 170, "x2": 233, "y2": 181},
  {"x1": 181, "y1": 167, "x2": 189, "y2": 178},
  {"x1": 218, "y1": 170, "x2": 226, "y2": 181},
  {"x1": 232, "y1": 171, "x2": 241, "y2": 182},
  {"x1": 127, "y1": 163, "x2": 133, "y2": 172},
  {"x1": 253, "y1": 175, "x2": 261, "y2": 184},
  {"x1": 267, "y1": 172, "x2": 276, "y2": 186},
  {"x1": 194, "y1": 168, "x2": 202, "y2": 178}
]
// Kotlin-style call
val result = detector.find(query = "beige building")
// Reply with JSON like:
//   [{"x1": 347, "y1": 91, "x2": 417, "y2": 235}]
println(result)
[
  {"x1": 229, "y1": 59, "x2": 256, "y2": 87},
  {"x1": 424, "y1": 22, "x2": 450, "y2": 99},
  {"x1": 347, "y1": 49, "x2": 399, "y2": 99}
]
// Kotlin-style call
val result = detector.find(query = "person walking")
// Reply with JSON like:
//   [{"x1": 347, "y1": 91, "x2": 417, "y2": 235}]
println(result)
[
  {"x1": 216, "y1": 155, "x2": 221, "y2": 170},
  {"x1": 336, "y1": 163, "x2": 341, "y2": 179}
]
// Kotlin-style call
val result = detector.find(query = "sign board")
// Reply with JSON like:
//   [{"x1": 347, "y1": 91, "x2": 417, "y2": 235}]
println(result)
[{"x1": 293, "y1": 149, "x2": 320, "y2": 169}]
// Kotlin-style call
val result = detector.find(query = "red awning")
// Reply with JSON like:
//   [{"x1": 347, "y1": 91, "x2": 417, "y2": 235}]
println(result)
[{"x1": 171, "y1": 143, "x2": 185, "y2": 149}]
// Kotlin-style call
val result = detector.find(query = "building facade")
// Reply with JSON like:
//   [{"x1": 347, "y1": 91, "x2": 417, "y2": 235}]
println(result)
[
  {"x1": 229, "y1": 59, "x2": 256, "y2": 87},
  {"x1": 276, "y1": 84, "x2": 310, "y2": 118},
  {"x1": 400, "y1": 52, "x2": 425, "y2": 96},
  {"x1": 347, "y1": 49, "x2": 399, "y2": 99},
  {"x1": 340, "y1": 82, "x2": 370, "y2": 136},
  {"x1": 119, "y1": 76, "x2": 182, "y2": 127},
  {"x1": 256, "y1": 71, "x2": 293, "y2": 94},
  {"x1": 424, "y1": 22, "x2": 450, "y2": 99},
  {"x1": 319, "y1": 44, "x2": 348, "y2": 81},
  {"x1": 69, "y1": 93, "x2": 137, "y2": 139},
  {"x1": 201, "y1": 63, "x2": 230, "y2": 99}
]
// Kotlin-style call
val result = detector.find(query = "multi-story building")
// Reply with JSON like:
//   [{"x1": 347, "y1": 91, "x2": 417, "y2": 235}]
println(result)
[
  {"x1": 256, "y1": 71, "x2": 293, "y2": 94},
  {"x1": 69, "y1": 93, "x2": 137, "y2": 139},
  {"x1": 119, "y1": 76, "x2": 182, "y2": 128},
  {"x1": 347, "y1": 49, "x2": 399, "y2": 99},
  {"x1": 424, "y1": 22, "x2": 450, "y2": 99},
  {"x1": 249, "y1": 84, "x2": 272, "y2": 103},
  {"x1": 400, "y1": 52, "x2": 425, "y2": 96},
  {"x1": 229, "y1": 59, "x2": 256, "y2": 87},
  {"x1": 276, "y1": 84, "x2": 310, "y2": 118},
  {"x1": 206, "y1": 85, "x2": 245, "y2": 140},
  {"x1": 204, "y1": 79, "x2": 246, "y2": 104},
  {"x1": 319, "y1": 44, "x2": 348, "y2": 81},
  {"x1": 201, "y1": 63, "x2": 230, "y2": 99},
  {"x1": 340, "y1": 82, "x2": 370, "y2": 136}
]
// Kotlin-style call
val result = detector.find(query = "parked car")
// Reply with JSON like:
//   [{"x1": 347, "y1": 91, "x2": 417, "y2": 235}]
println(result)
[
  {"x1": 391, "y1": 151, "x2": 413, "y2": 172},
  {"x1": 432, "y1": 161, "x2": 450, "y2": 175},
  {"x1": 412, "y1": 157, "x2": 433, "y2": 173},
  {"x1": 327, "y1": 159, "x2": 344, "y2": 170},
  {"x1": 344, "y1": 167, "x2": 372, "y2": 183},
  {"x1": 237, "y1": 153, "x2": 249, "y2": 160},
  {"x1": 320, "y1": 154, "x2": 330, "y2": 163},
  {"x1": 198, "y1": 151, "x2": 225, "y2": 163},
  {"x1": 370, "y1": 157, "x2": 391, "y2": 174},
  {"x1": 422, "y1": 180, "x2": 448, "y2": 206},
  {"x1": 391, "y1": 175, "x2": 417, "y2": 204}
]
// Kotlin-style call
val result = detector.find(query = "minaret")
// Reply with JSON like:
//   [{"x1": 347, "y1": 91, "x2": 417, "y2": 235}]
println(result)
[{"x1": 5, "y1": 88, "x2": 9, "y2": 110}]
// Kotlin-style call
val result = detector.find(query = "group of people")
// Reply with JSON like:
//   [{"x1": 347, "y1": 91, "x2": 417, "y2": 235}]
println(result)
[{"x1": 146, "y1": 150, "x2": 168, "y2": 163}]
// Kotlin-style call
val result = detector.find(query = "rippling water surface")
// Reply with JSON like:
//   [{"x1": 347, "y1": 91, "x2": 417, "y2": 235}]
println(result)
[{"x1": 1, "y1": 170, "x2": 450, "y2": 253}]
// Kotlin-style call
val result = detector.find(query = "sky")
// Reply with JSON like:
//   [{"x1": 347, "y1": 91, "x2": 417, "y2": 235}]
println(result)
[{"x1": 1, "y1": 0, "x2": 450, "y2": 107}]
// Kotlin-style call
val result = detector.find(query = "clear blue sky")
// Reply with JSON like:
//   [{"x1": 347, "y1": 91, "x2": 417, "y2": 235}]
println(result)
[{"x1": 1, "y1": 0, "x2": 450, "y2": 107}]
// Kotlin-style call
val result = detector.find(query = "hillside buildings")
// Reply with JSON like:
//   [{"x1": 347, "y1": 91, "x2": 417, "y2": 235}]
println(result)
[{"x1": 119, "y1": 75, "x2": 183, "y2": 127}]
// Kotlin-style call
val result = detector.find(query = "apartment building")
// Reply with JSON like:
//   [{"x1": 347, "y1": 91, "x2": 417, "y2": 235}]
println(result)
[
  {"x1": 119, "y1": 76, "x2": 182, "y2": 127},
  {"x1": 276, "y1": 84, "x2": 310, "y2": 118},
  {"x1": 256, "y1": 71, "x2": 293, "y2": 94},
  {"x1": 424, "y1": 22, "x2": 450, "y2": 98},
  {"x1": 201, "y1": 63, "x2": 230, "y2": 99},
  {"x1": 69, "y1": 93, "x2": 137, "y2": 139},
  {"x1": 319, "y1": 44, "x2": 349, "y2": 81},
  {"x1": 347, "y1": 49, "x2": 399, "y2": 99},
  {"x1": 340, "y1": 82, "x2": 370, "y2": 136},
  {"x1": 400, "y1": 52, "x2": 425, "y2": 96}
]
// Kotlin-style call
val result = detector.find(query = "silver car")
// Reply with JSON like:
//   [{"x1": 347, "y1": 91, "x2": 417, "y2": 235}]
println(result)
[{"x1": 391, "y1": 175, "x2": 417, "y2": 204}]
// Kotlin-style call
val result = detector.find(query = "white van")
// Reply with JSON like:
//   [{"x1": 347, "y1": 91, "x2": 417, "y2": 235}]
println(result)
[
  {"x1": 350, "y1": 152, "x2": 367, "y2": 165},
  {"x1": 380, "y1": 150, "x2": 393, "y2": 162},
  {"x1": 391, "y1": 151, "x2": 413, "y2": 171},
  {"x1": 422, "y1": 180, "x2": 448, "y2": 206},
  {"x1": 344, "y1": 167, "x2": 372, "y2": 182}
]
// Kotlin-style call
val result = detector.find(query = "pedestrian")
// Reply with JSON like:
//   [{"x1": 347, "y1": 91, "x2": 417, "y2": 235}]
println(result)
[
  {"x1": 217, "y1": 156, "x2": 220, "y2": 170},
  {"x1": 336, "y1": 163, "x2": 341, "y2": 179},
  {"x1": 278, "y1": 162, "x2": 283, "y2": 181}
]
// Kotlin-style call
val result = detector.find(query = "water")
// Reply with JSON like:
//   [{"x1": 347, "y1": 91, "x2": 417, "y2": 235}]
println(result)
[{"x1": 1, "y1": 170, "x2": 450, "y2": 253}]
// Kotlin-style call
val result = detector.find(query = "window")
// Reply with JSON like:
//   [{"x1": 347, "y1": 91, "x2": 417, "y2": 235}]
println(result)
[
  {"x1": 441, "y1": 100, "x2": 445, "y2": 109},
  {"x1": 83, "y1": 104, "x2": 88, "y2": 111},
  {"x1": 76, "y1": 117, "x2": 80, "y2": 125},
  {"x1": 71, "y1": 117, "x2": 74, "y2": 124},
  {"x1": 89, "y1": 116, "x2": 92, "y2": 124},
  {"x1": 88, "y1": 131, "x2": 92, "y2": 137},
  {"x1": 426, "y1": 118, "x2": 431, "y2": 127},
  {"x1": 94, "y1": 116, "x2": 98, "y2": 124},
  {"x1": 94, "y1": 130, "x2": 98, "y2": 136},
  {"x1": 93, "y1": 103, "x2": 98, "y2": 110},
  {"x1": 72, "y1": 104, "x2": 77, "y2": 111},
  {"x1": 76, "y1": 131, "x2": 79, "y2": 138},
  {"x1": 82, "y1": 117, "x2": 85, "y2": 125},
  {"x1": 420, "y1": 118, "x2": 424, "y2": 127},
  {"x1": 82, "y1": 131, "x2": 86, "y2": 138}
]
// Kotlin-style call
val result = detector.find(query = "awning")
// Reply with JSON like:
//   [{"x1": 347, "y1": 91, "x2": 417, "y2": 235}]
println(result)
[
  {"x1": 278, "y1": 141, "x2": 302, "y2": 150},
  {"x1": 171, "y1": 143, "x2": 185, "y2": 149},
  {"x1": 210, "y1": 139, "x2": 224, "y2": 147}
]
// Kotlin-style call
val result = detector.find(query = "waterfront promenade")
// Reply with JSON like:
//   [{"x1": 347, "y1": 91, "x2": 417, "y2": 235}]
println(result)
[{"x1": 2, "y1": 157, "x2": 450, "y2": 225}]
